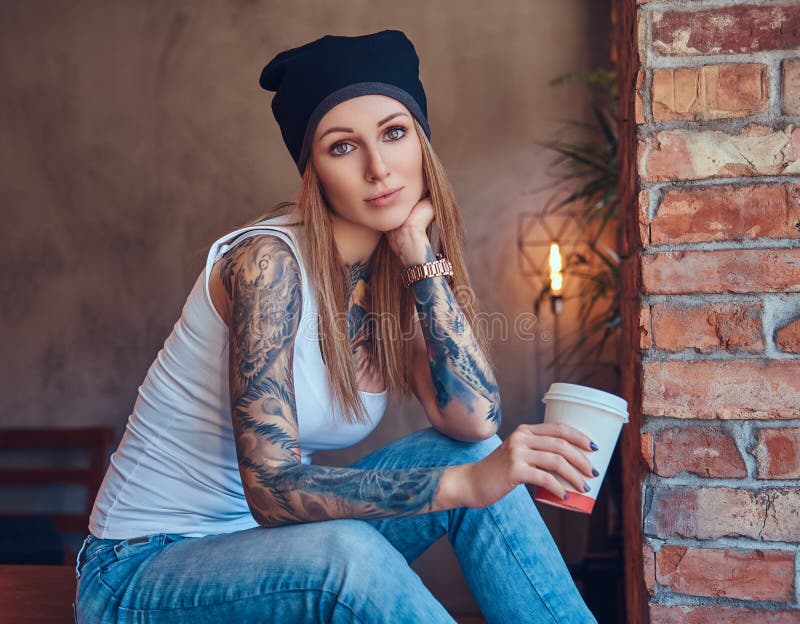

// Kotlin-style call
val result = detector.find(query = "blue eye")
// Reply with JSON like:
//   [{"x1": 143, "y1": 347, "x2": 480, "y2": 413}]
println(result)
[{"x1": 328, "y1": 125, "x2": 408, "y2": 157}]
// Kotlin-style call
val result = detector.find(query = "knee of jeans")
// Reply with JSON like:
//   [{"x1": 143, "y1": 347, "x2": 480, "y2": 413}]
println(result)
[
  {"x1": 466, "y1": 432, "x2": 503, "y2": 461},
  {"x1": 325, "y1": 520, "x2": 405, "y2": 571},
  {"x1": 420, "y1": 427, "x2": 502, "y2": 464}
]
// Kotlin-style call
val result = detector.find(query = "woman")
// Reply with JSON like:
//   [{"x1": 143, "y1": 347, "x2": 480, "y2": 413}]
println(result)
[{"x1": 74, "y1": 30, "x2": 599, "y2": 623}]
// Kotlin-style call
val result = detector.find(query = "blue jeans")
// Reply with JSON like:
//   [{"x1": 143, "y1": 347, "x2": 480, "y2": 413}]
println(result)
[{"x1": 74, "y1": 427, "x2": 597, "y2": 623}]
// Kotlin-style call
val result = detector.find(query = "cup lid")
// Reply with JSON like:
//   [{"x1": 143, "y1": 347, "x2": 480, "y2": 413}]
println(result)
[{"x1": 542, "y1": 382, "x2": 629, "y2": 422}]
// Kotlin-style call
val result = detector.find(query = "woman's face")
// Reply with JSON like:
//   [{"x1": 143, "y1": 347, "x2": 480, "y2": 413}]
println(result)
[{"x1": 311, "y1": 94, "x2": 426, "y2": 233}]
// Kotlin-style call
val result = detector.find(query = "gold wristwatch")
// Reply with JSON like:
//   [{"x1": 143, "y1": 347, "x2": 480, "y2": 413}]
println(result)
[{"x1": 401, "y1": 253, "x2": 454, "y2": 288}]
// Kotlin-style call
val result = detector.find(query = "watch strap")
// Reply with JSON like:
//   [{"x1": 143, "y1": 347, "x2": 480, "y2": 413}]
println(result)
[{"x1": 401, "y1": 253, "x2": 454, "y2": 288}]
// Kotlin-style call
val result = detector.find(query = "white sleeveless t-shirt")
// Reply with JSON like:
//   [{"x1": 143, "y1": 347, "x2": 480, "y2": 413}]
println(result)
[{"x1": 88, "y1": 212, "x2": 388, "y2": 539}]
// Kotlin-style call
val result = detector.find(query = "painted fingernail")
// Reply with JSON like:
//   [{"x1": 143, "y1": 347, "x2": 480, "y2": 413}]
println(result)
[
  {"x1": 589, "y1": 441, "x2": 599, "y2": 451},
  {"x1": 562, "y1": 492, "x2": 569, "y2": 500},
  {"x1": 592, "y1": 468, "x2": 600, "y2": 477},
  {"x1": 583, "y1": 481, "x2": 591, "y2": 492}
]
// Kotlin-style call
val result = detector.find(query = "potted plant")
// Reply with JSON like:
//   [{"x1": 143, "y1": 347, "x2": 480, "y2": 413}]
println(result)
[{"x1": 532, "y1": 69, "x2": 621, "y2": 385}]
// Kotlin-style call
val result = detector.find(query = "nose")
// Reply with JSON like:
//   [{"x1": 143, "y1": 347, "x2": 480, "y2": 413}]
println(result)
[{"x1": 364, "y1": 143, "x2": 391, "y2": 181}]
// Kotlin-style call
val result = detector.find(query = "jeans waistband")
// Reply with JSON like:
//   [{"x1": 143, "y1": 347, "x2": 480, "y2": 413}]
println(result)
[
  {"x1": 74, "y1": 534, "x2": 94, "y2": 581},
  {"x1": 75, "y1": 533, "x2": 190, "y2": 580},
  {"x1": 74, "y1": 534, "x2": 128, "y2": 580}
]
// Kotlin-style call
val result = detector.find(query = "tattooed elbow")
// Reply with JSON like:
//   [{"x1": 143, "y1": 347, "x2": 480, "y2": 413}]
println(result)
[
  {"x1": 242, "y1": 477, "x2": 292, "y2": 528},
  {"x1": 247, "y1": 498, "x2": 292, "y2": 529},
  {"x1": 245, "y1": 500, "x2": 271, "y2": 527}
]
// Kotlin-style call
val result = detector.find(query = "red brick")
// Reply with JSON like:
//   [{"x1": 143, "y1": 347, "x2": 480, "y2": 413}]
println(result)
[
  {"x1": 784, "y1": 58, "x2": 800, "y2": 115},
  {"x1": 641, "y1": 248, "x2": 800, "y2": 295},
  {"x1": 652, "y1": 64, "x2": 768, "y2": 121},
  {"x1": 639, "y1": 125, "x2": 800, "y2": 182},
  {"x1": 638, "y1": 189, "x2": 650, "y2": 247},
  {"x1": 644, "y1": 486, "x2": 800, "y2": 542},
  {"x1": 639, "y1": 305, "x2": 652, "y2": 350},
  {"x1": 650, "y1": 302, "x2": 763, "y2": 354},
  {"x1": 642, "y1": 360, "x2": 800, "y2": 419},
  {"x1": 653, "y1": 426, "x2": 746, "y2": 478},
  {"x1": 650, "y1": 604, "x2": 800, "y2": 624},
  {"x1": 655, "y1": 545, "x2": 795, "y2": 602},
  {"x1": 651, "y1": 184, "x2": 800, "y2": 245},
  {"x1": 754, "y1": 428, "x2": 800, "y2": 479},
  {"x1": 775, "y1": 317, "x2": 800, "y2": 354},
  {"x1": 635, "y1": 68, "x2": 645, "y2": 124},
  {"x1": 651, "y1": 5, "x2": 800, "y2": 56},
  {"x1": 637, "y1": 0, "x2": 800, "y2": 618},
  {"x1": 641, "y1": 431, "x2": 654, "y2": 471}
]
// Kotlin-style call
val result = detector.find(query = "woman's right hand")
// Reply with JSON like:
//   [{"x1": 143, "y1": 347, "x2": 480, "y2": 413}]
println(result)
[{"x1": 459, "y1": 423, "x2": 599, "y2": 508}]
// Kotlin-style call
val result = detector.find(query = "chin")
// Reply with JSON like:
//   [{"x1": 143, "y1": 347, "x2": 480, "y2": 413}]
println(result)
[{"x1": 368, "y1": 206, "x2": 414, "y2": 231}]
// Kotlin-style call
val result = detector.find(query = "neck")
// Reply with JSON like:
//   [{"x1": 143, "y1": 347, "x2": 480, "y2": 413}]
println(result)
[{"x1": 330, "y1": 212, "x2": 381, "y2": 265}]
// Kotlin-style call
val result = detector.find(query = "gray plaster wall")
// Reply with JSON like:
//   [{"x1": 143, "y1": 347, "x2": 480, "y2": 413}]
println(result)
[{"x1": 1, "y1": 0, "x2": 612, "y2": 615}]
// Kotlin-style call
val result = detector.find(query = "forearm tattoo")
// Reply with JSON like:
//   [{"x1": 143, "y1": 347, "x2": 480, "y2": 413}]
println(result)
[
  {"x1": 243, "y1": 461, "x2": 444, "y2": 528},
  {"x1": 411, "y1": 244, "x2": 501, "y2": 428},
  {"x1": 220, "y1": 236, "x2": 444, "y2": 527}
]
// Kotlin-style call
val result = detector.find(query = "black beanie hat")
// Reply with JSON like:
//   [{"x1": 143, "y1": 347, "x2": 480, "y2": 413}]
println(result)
[{"x1": 259, "y1": 29, "x2": 431, "y2": 175}]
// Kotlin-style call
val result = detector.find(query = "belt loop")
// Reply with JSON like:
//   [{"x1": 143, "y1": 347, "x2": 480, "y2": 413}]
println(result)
[{"x1": 74, "y1": 535, "x2": 92, "y2": 580}]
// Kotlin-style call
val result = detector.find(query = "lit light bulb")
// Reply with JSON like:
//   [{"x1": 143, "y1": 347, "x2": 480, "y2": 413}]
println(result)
[{"x1": 549, "y1": 242, "x2": 563, "y2": 295}]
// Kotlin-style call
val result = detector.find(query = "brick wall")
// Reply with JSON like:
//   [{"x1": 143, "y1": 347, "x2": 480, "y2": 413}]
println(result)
[{"x1": 632, "y1": 1, "x2": 800, "y2": 621}]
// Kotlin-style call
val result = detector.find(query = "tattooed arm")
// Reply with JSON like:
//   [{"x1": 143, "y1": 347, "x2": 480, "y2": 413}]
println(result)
[
  {"x1": 220, "y1": 234, "x2": 463, "y2": 528},
  {"x1": 401, "y1": 235, "x2": 501, "y2": 442}
]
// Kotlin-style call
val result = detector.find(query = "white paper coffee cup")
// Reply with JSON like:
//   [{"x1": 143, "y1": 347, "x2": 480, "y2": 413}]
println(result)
[{"x1": 533, "y1": 382, "x2": 628, "y2": 514}]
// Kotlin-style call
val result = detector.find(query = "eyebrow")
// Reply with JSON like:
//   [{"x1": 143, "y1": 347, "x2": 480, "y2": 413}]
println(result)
[{"x1": 318, "y1": 112, "x2": 410, "y2": 141}]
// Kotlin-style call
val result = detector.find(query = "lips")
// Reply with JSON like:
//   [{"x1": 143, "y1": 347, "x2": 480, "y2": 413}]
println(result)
[{"x1": 365, "y1": 187, "x2": 403, "y2": 201}]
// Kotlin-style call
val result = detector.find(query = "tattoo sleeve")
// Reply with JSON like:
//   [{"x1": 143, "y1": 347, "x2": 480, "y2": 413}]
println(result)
[
  {"x1": 411, "y1": 242, "x2": 501, "y2": 431},
  {"x1": 222, "y1": 235, "x2": 447, "y2": 528}
]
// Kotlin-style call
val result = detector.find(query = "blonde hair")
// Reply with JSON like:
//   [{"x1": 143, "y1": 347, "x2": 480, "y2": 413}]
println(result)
[{"x1": 235, "y1": 118, "x2": 495, "y2": 424}]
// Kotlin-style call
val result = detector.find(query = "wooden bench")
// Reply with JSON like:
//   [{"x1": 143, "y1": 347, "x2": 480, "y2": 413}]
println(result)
[
  {"x1": 0, "y1": 565, "x2": 486, "y2": 624},
  {"x1": 0, "y1": 427, "x2": 116, "y2": 621},
  {"x1": 0, "y1": 564, "x2": 75, "y2": 623},
  {"x1": 0, "y1": 428, "x2": 489, "y2": 622},
  {"x1": 0, "y1": 427, "x2": 116, "y2": 564}
]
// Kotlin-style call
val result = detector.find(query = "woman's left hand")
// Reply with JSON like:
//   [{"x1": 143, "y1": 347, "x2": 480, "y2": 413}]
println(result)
[{"x1": 386, "y1": 194, "x2": 434, "y2": 264}]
